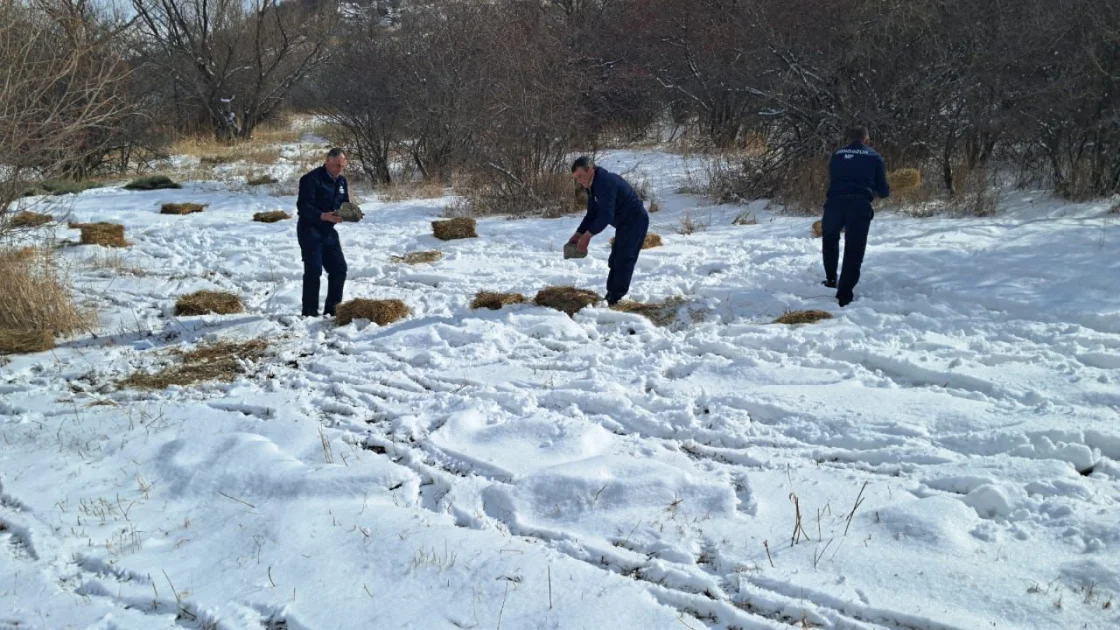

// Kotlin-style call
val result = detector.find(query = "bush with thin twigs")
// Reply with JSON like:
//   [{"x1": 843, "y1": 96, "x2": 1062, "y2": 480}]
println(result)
[
  {"x1": 534, "y1": 286, "x2": 600, "y2": 316},
  {"x1": 74, "y1": 222, "x2": 127, "y2": 247},
  {"x1": 610, "y1": 297, "x2": 687, "y2": 327},
  {"x1": 160, "y1": 203, "x2": 206, "y2": 215},
  {"x1": 122, "y1": 339, "x2": 269, "y2": 389},
  {"x1": 609, "y1": 232, "x2": 663, "y2": 249},
  {"x1": 124, "y1": 175, "x2": 181, "y2": 191},
  {"x1": 10, "y1": 211, "x2": 52, "y2": 228},
  {"x1": 471, "y1": 291, "x2": 526, "y2": 310},
  {"x1": 0, "y1": 247, "x2": 92, "y2": 343},
  {"x1": 0, "y1": 329, "x2": 54, "y2": 354},
  {"x1": 174, "y1": 291, "x2": 244, "y2": 316},
  {"x1": 253, "y1": 210, "x2": 291, "y2": 223},
  {"x1": 678, "y1": 212, "x2": 708, "y2": 235},
  {"x1": 335, "y1": 299, "x2": 410, "y2": 326},
  {"x1": 774, "y1": 310, "x2": 833, "y2": 325},
  {"x1": 392, "y1": 250, "x2": 443, "y2": 265},
  {"x1": 948, "y1": 169, "x2": 1002, "y2": 217},
  {"x1": 432, "y1": 217, "x2": 477, "y2": 240}
]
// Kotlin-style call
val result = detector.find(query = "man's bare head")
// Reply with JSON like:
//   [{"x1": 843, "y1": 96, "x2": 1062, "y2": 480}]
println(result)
[{"x1": 325, "y1": 148, "x2": 347, "y2": 178}]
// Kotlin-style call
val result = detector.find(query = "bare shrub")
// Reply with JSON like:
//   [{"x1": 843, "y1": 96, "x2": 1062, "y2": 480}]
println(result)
[
  {"x1": 335, "y1": 299, "x2": 410, "y2": 326},
  {"x1": 678, "y1": 212, "x2": 709, "y2": 235},
  {"x1": 948, "y1": 169, "x2": 1002, "y2": 217}
]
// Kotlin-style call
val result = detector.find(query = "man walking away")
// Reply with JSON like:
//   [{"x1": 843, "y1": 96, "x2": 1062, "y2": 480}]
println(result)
[
  {"x1": 297, "y1": 148, "x2": 350, "y2": 317},
  {"x1": 568, "y1": 156, "x2": 650, "y2": 305},
  {"x1": 821, "y1": 127, "x2": 890, "y2": 307}
]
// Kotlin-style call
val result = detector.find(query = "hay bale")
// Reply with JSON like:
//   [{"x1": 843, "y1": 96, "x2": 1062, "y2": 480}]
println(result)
[
  {"x1": 124, "y1": 175, "x2": 181, "y2": 191},
  {"x1": 888, "y1": 168, "x2": 921, "y2": 195},
  {"x1": 0, "y1": 329, "x2": 54, "y2": 355},
  {"x1": 248, "y1": 175, "x2": 279, "y2": 186},
  {"x1": 335, "y1": 299, "x2": 410, "y2": 326},
  {"x1": 253, "y1": 211, "x2": 291, "y2": 223},
  {"x1": 392, "y1": 250, "x2": 443, "y2": 265},
  {"x1": 812, "y1": 220, "x2": 823, "y2": 238},
  {"x1": 534, "y1": 286, "x2": 601, "y2": 316},
  {"x1": 432, "y1": 217, "x2": 477, "y2": 241},
  {"x1": 160, "y1": 203, "x2": 206, "y2": 215},
  {"x1": 609, "y1": 232, "x2": 663, "y2": 250},
  {"x1": 174, "y1": 291, "x2": 244, "y2": 316},
  {"x1": 79, "y1": 223, "x2": 127, "y2": 247},
  {"x1": 471, "y1": 291, "x2": 526, "y2": 310},
  {"x1": 774, "y1": 310, "x2": 833, "y2": 325},
  {"x1": 10, "y1": 211, "x2": 52, "y2": 228},
  {"x1": 611, "y1": 298, "x2": 686, "y2": 327}
]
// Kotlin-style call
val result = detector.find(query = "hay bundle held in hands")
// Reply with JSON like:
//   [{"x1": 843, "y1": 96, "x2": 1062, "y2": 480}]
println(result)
[
  {"x1": 335, "y1": 299, "x2": 410, "y2": 326},
  {"x1": 609, "y1": 232, "x2": 663, "y2": 250},
  {"x1": 124, "y1": 175, "x2": 181, "y2": 191},
  {"x1": 774, "y1": 310, "x2": 833, "y2": 325},
  {"x1": 432, "y1": 217, "x2": 477, "y2": 241},
  {"x1": 0, "y1": 329, "x2": 54, "y2": 355},
  {"x1": 253, "y1": 210, "x2": 291, "y2": 223},
  {"x1": 77, "y1": 222, "x2": 127, "y2": 247},
  {"x1": 888, "y1": 168, "x2": 922, "y2": 195},
  {"x1": 10, "y1": 211, "x2": 52, "y2": 228},
  {"x1": 174, "y1": 291, "x2": 244, "y2": 316},
  {"x1": 160, "y1": 202, "x2": 206, "y2": 215},
  {"x1": 534, "y1": 286, "x2": 601, "y2": 316},
  {"x1": 392, "y1": 250, "x2": 443, "y2": 265},
  {"x1": 471, "y1": 291, "x2": 526, "y2": 310}
]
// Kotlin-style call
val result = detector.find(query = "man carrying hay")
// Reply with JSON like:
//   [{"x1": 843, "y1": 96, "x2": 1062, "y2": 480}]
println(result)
[
  {"x1": 568, "y1": 156, "x2": 650, "y2": 305},
  {"x1": 821, "y1": 127, "x2": 890, "y2": 307},
  {"x1": 296, "y1": 148, "x2": 351, "y2": 317}
]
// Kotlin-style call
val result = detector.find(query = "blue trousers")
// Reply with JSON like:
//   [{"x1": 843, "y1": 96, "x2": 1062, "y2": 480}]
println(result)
[
  {"x1": 606, "y1": 210, "x2": 649, "y2": 303},
  {"x1": 822, "y1": 203, "x2": 872, "y2": 302},
  {"x1": 297, "y1": 223, "x2": 347, "y2": 316}
]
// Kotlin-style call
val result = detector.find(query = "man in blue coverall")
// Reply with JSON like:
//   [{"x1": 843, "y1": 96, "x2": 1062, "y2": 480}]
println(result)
[
  {"x1": 296, "y1": 148, "x2": 350, "y2": 317},
  {"x1": 568, "y1": 156, "x2": 650, "y2": 305},
  {"x1": 821, "y1": 127, "x2": 890, "y2": 307}
]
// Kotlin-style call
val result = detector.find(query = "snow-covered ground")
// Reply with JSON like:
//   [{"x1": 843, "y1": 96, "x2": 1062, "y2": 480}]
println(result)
[{"x1": 2, "y1": 151, "x2": 1119, "y2": 629}]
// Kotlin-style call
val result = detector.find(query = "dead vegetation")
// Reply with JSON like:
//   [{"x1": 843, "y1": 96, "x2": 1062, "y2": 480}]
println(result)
[
  {"x1": 122, "y1": 338, "x2": 269, "y2": 389},
  {"x1": 0, "y1": 247, "x2": 92, "y2": 351},
  {"x1": 392, "y1": 250, "x2": 443, "y2": 265},
  {"x1": 0, "y1": 329, "x2": 54, "y2": 354},
  {"x1": 774, "y1": 310, "x2": 833, "y2": 325},
  {"x1": 174, "y1": 291, "x2": 244, "y2": 316},
  {"x1": 10, "y1": 211, "x2": 52, "y2": 228},
  {"x1": 335, "y1": 298, "x2": 410, "y2": 326},
  {"x1": 74, "y1": 222, "x2": 128, "y2": 247},
  {"x1": 534, "y1": 286, "x2": 601, "y2": 316},
  {"x1": 252, "y1": 210, "x2": 291, "y2": 223},
  {"x1": 609, "y1": 232, "x2": 663, "y2": 250},
  {"x1": 611, "y1": 297, "x2": 687, "y2": 327},
  {"x1": 160, "y1": 203, "x2": 206, "y2": 215},
  {"x1": 471, "y1": 291, "x2": 526, "y2": 310},
  {"x1": 432, "y1": 217, "x2": 478, "y2": 240}
]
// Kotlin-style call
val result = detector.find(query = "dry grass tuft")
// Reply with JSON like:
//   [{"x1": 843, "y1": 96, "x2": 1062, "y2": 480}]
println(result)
[
  {"x1": 0, "y1": 248, "x2": 92, "y2": 340},
  {"x1": 123, "y1": 338, "x2": 269, "y2": 389},
  {"x1": 609, "y1": 232, "x2": 663, "y2": 250},
  {"x1": 0, "y1": 329, "x2": 54, "y2": 354},
  {"x1": 534, "y1": 286, "x2": 601, "y2": 316},
  {"x1": 10, "y1": 211, "x2": 52, "y2": 228},
  {"x1": 812, "y1": 220, "x2": 824, "y2": 238},
  {"x1": 75, "y1": 222, "x2": 128, "y2": 247},
  {"x1": 471, "y1": 291, "x2": 526, "y2": 310},
  {"x1": 174, "y1": 291, "x2": 244, "y2": 316},
  {"x1": 124, "y1": 175, "x2": 181, "y2": 191},
  {"x1": 335, "y1": 298, "x2": 410, "y2": 326},
  {"x1": 253, "y1": 210, "x2": 291, "y2": 223},
  {"x1": 611, "y1": 297, "x2": 687, "y2": 327},
  {"x1": 774, "y1": 310, "x2": 833, "y2": 325},
  {"x1": 888, "y1": 168, "x2": 922, "y2": 195},
  {"x1": 678, "y1": 212, "x2": 708, "y2": 235},
  {"x1": 160, "y1": 203, "x2": 206, "y2": 215},
  {"x1": 392, "y1": 250, "x2": 443, "y2": 265},
  {"x1": 248, "y1": 175, "x2": 279, "y2": 186},
  {"x1": 432, "y1": 217, "x2": 478, "y2": 241}
]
